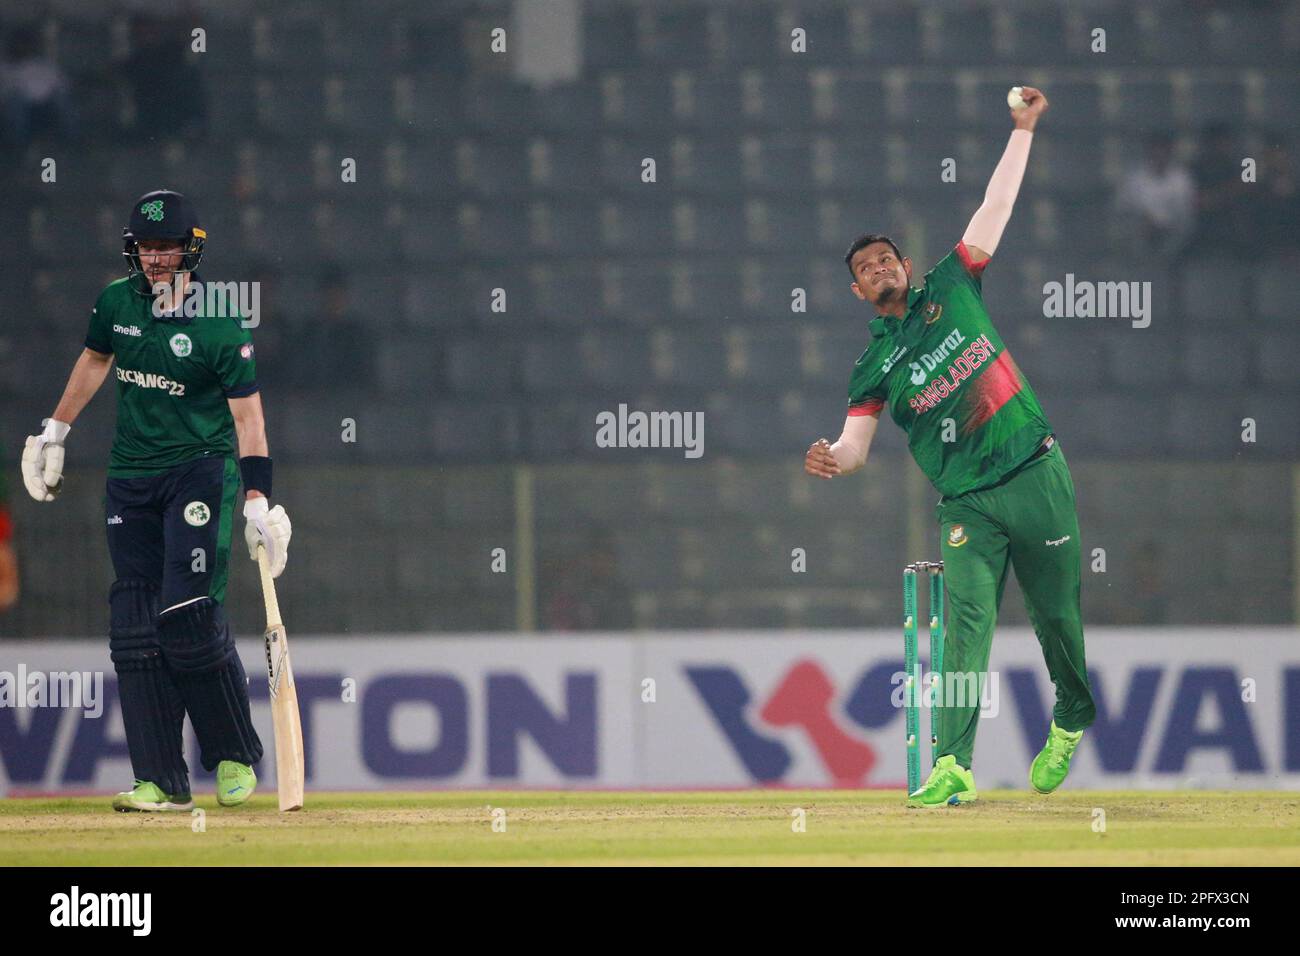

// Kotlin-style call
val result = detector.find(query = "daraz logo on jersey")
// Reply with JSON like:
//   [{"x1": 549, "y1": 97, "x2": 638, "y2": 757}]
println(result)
[
  {"x1": 908, "y1": 334, "x2": 997, "y2": 414},
  {"x1": 908, "y1": 330, "x2": 967, "y2": 384}
]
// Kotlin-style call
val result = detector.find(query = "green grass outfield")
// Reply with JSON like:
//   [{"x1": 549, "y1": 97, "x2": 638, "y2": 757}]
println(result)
[{"x1": 2, "y1": 790, "x2": 1298, "y2": 866}]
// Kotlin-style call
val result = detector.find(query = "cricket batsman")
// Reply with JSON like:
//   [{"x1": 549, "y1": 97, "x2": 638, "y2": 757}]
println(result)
[
  {"x1": 20, "y1": 189, "x2": 292, "y2": 811},
  {"x1": 803, "y1": 88, "x2": 1096, "y2": 806}
]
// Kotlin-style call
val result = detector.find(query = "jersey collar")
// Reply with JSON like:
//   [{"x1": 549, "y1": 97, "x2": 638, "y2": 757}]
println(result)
[
  {"x1": 868, "y1": 284, "x2": 925, "y2": 339},
  {"x1": 151, "y1": 271, "x2": 202, "y2": 326}
]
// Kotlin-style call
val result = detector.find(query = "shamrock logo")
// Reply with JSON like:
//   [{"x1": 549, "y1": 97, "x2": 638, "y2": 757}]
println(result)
[{"x1": 184, "y1": 501, "x2": 210, "y2": 527}]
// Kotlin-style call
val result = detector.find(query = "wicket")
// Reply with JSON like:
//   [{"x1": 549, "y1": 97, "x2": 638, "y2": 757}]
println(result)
[{"x1": 903, "y1": 561, "x2": 945, "y2": 795}]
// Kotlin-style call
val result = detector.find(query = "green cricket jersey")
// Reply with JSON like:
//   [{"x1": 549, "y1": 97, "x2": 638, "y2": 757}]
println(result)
[
  {"x1": 85, "y1": 277, "x2": 257, "y2": 477},
  {"x1": 847, "y1": 242, "x2": 1052, "y2": 498}
]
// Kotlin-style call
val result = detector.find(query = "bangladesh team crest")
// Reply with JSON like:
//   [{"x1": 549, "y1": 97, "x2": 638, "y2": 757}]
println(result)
[
  {"x1": 947, "y1": 524, "x2": 968, "y2": 548},
  {"x1": 183, "y1": 501, "x2": 210, "y2": 527},
  {"x1": 170, "y1": 333, "x2": 193, "y2": 357},
  {"x1": 924, "y1": 302, "x2": 943, "y2": 325}
]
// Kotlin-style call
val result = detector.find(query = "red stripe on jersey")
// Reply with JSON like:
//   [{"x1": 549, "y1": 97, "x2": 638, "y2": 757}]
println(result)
[
  {"x1": 963, "y1": 351, "x2": 1022, "y2": 433},
  {"x1": 848, "y1": 398, "x2": 884, "y2": 417},
  {"x1": 956, "y1": 241, "x2": 989, "y2": 278},
  {"x1": 0, "y1": 507, "x2": 11, "y2": 544}
]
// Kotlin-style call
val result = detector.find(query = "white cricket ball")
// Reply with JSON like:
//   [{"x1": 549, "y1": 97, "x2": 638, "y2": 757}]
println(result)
[{"x1": 1007, "y1": 86, "x2": 1027, "y2": 110}]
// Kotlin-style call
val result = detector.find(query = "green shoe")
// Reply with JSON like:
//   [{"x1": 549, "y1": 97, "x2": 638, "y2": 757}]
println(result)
[
  {"x1": 1030, "y1": 721, "x2": 1084, "y2": 794},
  {"x1": 216, "y1": 760, "x2": 257, "y2": 807},
  {"x1": 907, "y1": 754, "x2": 978, "y2": 807},
  {"x1": 112, "y1": 780, "x2": 194, "y2": 813}
]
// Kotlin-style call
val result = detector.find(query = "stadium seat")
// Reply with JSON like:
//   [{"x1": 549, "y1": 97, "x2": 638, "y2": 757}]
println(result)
[
  {"x1": 918, "y1": 5, "x2": 995, "y2": 66},
  {"x1": 578, "y1": 330, "x2": 652, "y2": 388},
  {"x1": 1099, "y1": 76, "x2": 1175, "y2": 128},
  {"x1": 461, "y1": 78, "x2": 536, "y2": 131},
  {"x1": 902, "y1": 76, "x2": 963, "y2": 128},
  {"x1": 1184, "y1": 77, "x2": 1247, "y2": 127},
  {"x1": 526, "y1": 136, "x2": 600, "y2": 193},
  {"x1": 639, "y1": 2, "x2": 711, "y2": 66},
  {"x1": 709, "y1": 5, "x2": 780, "y2": 66},
  {"x1": 1255, "y1": 336, "x2": 1300, "y2": 391},
  {"x1": 432, "y1": 402, "x2": 521, "y2": 460},
  {"x1": 1182, "y1": 333, "x2": 1248, "y2": 389},
  {"x1": 724, "y1": 330, "x2": 804, "y2": 385},
  {"x1": 1254, "y1": 258, "x2": 1300, "y2": 323},
  {"x1": 584, "y1": 4, "x2": 641, "y2": 69},
  {"x1": 1106, "y1": 335, "x2": 1176, "y2": 389},
  {"x1": 600, "y1": 70, "x2": 675, "y2": 129},
  {"x1": 443, "y1": 337, "x2": 517, "y2": 394},
  {"x1": 521, "y1": 337, "x2": 584, "y2": 392},
  {"x1": 705, "y1": 391, "x2": 782, "y2": 455}
]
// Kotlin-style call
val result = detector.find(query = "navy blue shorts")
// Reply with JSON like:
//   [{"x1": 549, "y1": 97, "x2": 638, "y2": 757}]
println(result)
[{"x1": 105, "y1": 456, "x2": 242, "y2": 612}]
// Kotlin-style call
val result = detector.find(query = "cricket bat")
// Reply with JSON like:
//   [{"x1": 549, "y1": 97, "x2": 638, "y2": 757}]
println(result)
[{"x1": 257, "y1": 544, "x2": 305, "y2": 811}]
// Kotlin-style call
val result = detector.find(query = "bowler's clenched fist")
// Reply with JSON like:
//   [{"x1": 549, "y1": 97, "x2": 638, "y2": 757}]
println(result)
[{"x1": 804, "y1": 438, "x2": 842, "y2": 479}]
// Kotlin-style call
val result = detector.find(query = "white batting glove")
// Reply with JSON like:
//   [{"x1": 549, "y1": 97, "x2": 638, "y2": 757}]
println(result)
[
  {"x1": 244, "y1": 496, "x2": 292, "y2": 578},
  {"x1": 21, "y1": 419, "x2": 70, "y2": 502}
]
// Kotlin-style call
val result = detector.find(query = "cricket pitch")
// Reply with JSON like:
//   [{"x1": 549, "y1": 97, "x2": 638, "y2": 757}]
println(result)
[{"x1": 2, "y1": 790, "x2": 1297, "y2": 866}]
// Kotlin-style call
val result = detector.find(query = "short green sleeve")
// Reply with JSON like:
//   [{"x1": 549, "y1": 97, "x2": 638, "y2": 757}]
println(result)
[
  {"x1": 846, "y1": 345, "x2": 887, "y2": 417},
  {"x1": 206, "y1": 316, "x2": 258, "y2": 398},
  {"x1": 85, "y1": 287, "x2": 115, "y2": 354},
  {"x1": 929, "y1": 241, "x2": 989, "y2": 293}
]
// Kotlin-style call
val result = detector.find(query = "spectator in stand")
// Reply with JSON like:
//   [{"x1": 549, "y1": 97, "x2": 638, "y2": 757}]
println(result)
[
  {"x1": 1190, "y1": 122, "x2": 1254, "y2": 256},
  {"x1": 1112, "y1": 131, "x2": 1195, "y2": 268},
  {"x1": 282, "y1": 264, "x2": 375, "y2": 391},
  {"x1": 542, "y1": 526, "x2": 633, "y2": 630},
  {"x1": 0, "y1": 25, "x2": 75, "y2": 147},
  {"x1": 1254, "y1": 135, "x2": 1300, "y2": 256},
  {"x1": 117, "y1": 14, "x2": 208, "y2": 142}
]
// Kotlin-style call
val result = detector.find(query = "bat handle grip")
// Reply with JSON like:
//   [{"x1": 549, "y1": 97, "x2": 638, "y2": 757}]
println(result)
[{"x1": 256, "y1": 543, "x2": 282, "y2": 626}]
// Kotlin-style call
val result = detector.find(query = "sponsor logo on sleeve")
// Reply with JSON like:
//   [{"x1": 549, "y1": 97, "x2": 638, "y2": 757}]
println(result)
[{"x1": 880, "y1": 345, "x2": 908, "y2": 374}]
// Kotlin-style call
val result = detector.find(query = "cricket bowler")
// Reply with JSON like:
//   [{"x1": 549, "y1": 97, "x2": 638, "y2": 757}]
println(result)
[
  {"x1": 803, "y1": 88, "x2": 1096, "y2": 806},
  {"x1": 21, "y1": 189, "x2": 292, "y2": 811}
]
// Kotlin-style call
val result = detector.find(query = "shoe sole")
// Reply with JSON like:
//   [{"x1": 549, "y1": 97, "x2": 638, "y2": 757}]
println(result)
[
  {"x1": 113, "y1": 800, "x2": 195, "y2": 813},
  {"x1": 906, "y1": 789, "x2": 978, "y2": 808}
]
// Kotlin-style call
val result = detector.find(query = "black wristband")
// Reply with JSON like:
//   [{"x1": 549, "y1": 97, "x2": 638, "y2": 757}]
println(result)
[{"x1": 239, "y1": 455, "x2": 272, "y2": 497}]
